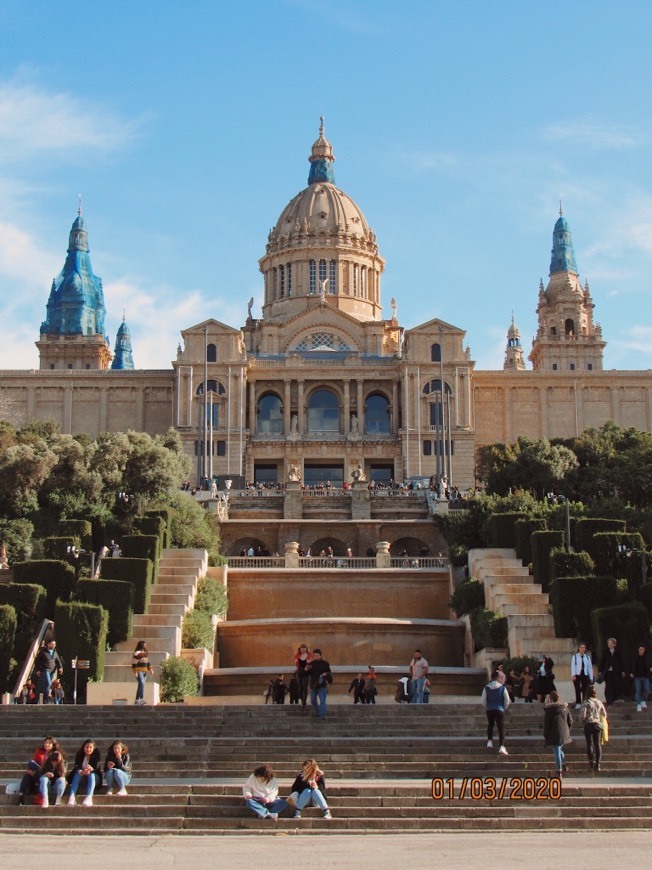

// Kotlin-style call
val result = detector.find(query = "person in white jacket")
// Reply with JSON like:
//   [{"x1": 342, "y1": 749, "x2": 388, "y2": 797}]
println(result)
[
  {"x1": 242, "y1": 764, "x2": 289, "y2": 820},
  {"x1": 571, "y1": 643, "x2": 594, "y2": 709}
]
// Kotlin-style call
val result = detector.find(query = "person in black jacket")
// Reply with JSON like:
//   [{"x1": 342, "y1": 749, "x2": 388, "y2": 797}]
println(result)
[
  {"x1": 543, "y1": 691, "x2": 573, "y2": 777},
  {"x1": 599, "y1": 638, "x2": 626, "y2": 707},
  {"x1": 34, "y1": 640, "x2": 64, "y2": 704},
  {"x1": 305, "y1": 649, "x2": 332, "y2": 720},
  {"x1": 630, "y1": 643, "x2": 652, "y2": 712},
  {"x1": 288, "y1": 758, "x2": 332, "y2": 819},
  {"x1": 67, "y1": 739, "x2": 102, "y2": 806},
  {"x1": 348, "y1": 673, "x2": 365, "y2": 704},
  {"x1": 104, "y1": 741, "x2": 132, "y2": 795}
]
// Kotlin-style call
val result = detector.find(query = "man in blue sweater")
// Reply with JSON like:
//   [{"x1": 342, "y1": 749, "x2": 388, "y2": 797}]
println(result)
[{"x1": 481, "y1": 669, "x2": 511, "y2": 755}]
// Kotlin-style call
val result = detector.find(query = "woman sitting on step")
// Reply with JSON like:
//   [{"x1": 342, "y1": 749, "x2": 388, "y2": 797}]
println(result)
[
  {"x1": 67, "y1": 739, "x2": 102, "y2": 806},
  {"x1": 288, "y1": 758, "x2": 332, "y2": 820},
  {"x1": 38, "y1": 748, "x2": 67, "y2": 807},
  {"x1": 17, "y1": 736, "x2": 61, "y2": 805},
  {"x1": 104, "y1": 741, "x2": 132, "y2": 795}
]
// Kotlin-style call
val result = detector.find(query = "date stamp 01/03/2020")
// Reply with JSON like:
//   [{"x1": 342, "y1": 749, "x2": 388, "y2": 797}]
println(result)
[{"x1": 431, "y1": 777, "x2": 562, "y2": 801}]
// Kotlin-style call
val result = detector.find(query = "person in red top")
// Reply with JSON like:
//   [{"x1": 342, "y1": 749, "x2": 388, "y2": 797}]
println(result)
[
  {"x1": 294, "y1": 644, "x2": 313, "y2": 710},
  {"x1": 18, "y1": 736, "x2": 61, "y2": 805}
]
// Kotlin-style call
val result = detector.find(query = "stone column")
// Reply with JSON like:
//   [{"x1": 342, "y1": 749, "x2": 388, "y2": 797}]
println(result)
[
  {"x1": 351, "y1": 480, "x2": 370, "y2": 519},
  {"x1": 284, "y1": 481, "x2": 303, "y2": 520},
  {"x1": 343, "y1": 379, "x2": 350, "y2": 434},
  {"x1": 356, "y1": 378, "x2": 364, "y2": 428},
  {"x1": 284, "y1": 380, "x2": 291, "y2": 434},
  {"x1": 248, "y1": 379, "x2": 256, "y2": 435},
  {"x1": 376, "y1": 541, "x2": 391, "y2": 569},
  {"x1": 284, "y1": 540, "x2": 300, "y2": 568},
  {"x1": 297, "y1": 379, "x2": 305, "y2": 434},
  {"x1": 392, "y1": 379, "x2": 399, "y2": 434}
]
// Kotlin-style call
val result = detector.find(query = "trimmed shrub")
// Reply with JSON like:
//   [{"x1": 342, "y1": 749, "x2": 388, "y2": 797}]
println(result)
[
  {"x1": 99, "y1": 558, "x2": 153, "y2": 614},
  {"x1": 58, "y1": 520, "x2": 92, "y2": 549},
  {"x1": 447, "y1": 544, "x2": 469, "y2": 568},
  {"x1": 12, "y1": 560, "x2": 76, "y2": 615},
  {"x1": 549, "y1": 575, "x2": 621, "y2": 646},
  {"x1": 134, "y1": 516, "x2": 165, "y2": 555},
  {"x1": 488, "y1": 513, "x2": 528, "y2": 549},
  {"x1": 194, "y1": 576, "x2": 228, "y2": 617},
  {"x1": 42, "y1": 536, "x2": 81, "y2": 560},
  {"x1": 121, "y1": 535, "x2": 159, "y2": 564},
  {"x1": 515, "y1": 518, "x2": 547, "y2": 565},
  {"x1": 160, "y1": 655, "x2": 199, "y2": 702},
  {"x1": 592, "y1": 532, "x2": 645, "y2": 588},
  {"x1": 574, "y1": 518, "x2": 626, "y2": 561},
  {"x1": 54, "y1": 600, "x2": 109, "y2": 687},
  {"x1": 0, "y1": 518, "x2": 34, "y2": 562},
  {"x1": 450, "y1": 577, "x2": 485, "y2": 617},
  {"x1": 550, "y1": 548, "x2": 595, "y2": 581},
  {"x1": 640, "y1": 583, "x2": 652, "y2": 623},
  {"x1": 470, "y1": 606, "x2": 508, "y2": 651},
  {"x1": 77, "y1": 579, "x2": 134, "y2": 648},
  {"x1": 531, "y1": 530, "x2": 564, "y2": 592},
  {"x1": 591, "y1": 602, "x2": 651, "y2": 667},
  {"x1": 0, "y1": 583, "x2": 47, "y2": 662},
  {"x1": 145, "y1": 509, "x2": 172, "y2": 549},
  {"x1": 0, "y1": 604, "x2": 17, "y2": 693},
  {"x1": 182, "y1": 610, "x2": 215, "y2": 650}
]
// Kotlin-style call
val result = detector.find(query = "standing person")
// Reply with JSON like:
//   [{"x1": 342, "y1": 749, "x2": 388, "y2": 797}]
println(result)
[
  {"x1": 272, "y1": 674, "x2": 288, "y2": 704},
  {"x1": 34, "y1": 639, "x2": 64, "y2": 704},
  {"x1": 131, "y1": 640, "x2": 152, "y2": 705},
  {"x1": 51, "y1": 678, "x2": 65, "y2": 705},
  {"x1": 481, "y1": 669, "x2": 510, "y2": 756},
  {"x1": 104, "y1": 740, "x2": 132, "y2": 795},
  {"x1": 242, "y1": 763, "x2": 288, "y2": 820},
  {"x1": 521, "y1": 666, "x2": 534, "y2": 702},
  {"x1": 288, "y1": 674, "x2": 300, "y2": 705},
  {"x1": 409, "y1": 649, "x2": 429, "y2": 704},
  {"x1": 423, "y1": 678, "x2": 432, "y2": 703},
  {"x1": 67, "y1": 739, "x2": 102, "y2": 807},
  {"x1": 289, "y1": 758, "x2": 332, "y2": 819},
  {"x1": 348, "y1": 673, "x2": 366, "y2": 704},
  {"x1": 583, "y1": 685, "x2": 607, "y2": 771},
  {"x1": 294, "y1": 644, "x2": 313, "y2": 711},
  {"x1": 264, "y1": 680, "x2": 274, "y2": 704},
  {"x1": 598, "y1": 637, "x2": 625, "y2": 707},
  {"x1": 306, "y1": 648, "x2": 333, "y2": 720},
  {"x1": 38, "y1": 749, "x2": 67, "y2": 808},
  {"x1": 543, "y1": 690, "x2": 573, "y2": 777},
  {"x1": 571, "y1": 643, "x2": 594, "y2": 709},
  {"x1": 630, "y1": 643, "x2": 652, "y2": 712},
  {"x1": 536, "y1": 655, "x2": 556, "y2": 703},
  {"x1": 364, "y1": 665, "x2": 378, "y2": 704}
]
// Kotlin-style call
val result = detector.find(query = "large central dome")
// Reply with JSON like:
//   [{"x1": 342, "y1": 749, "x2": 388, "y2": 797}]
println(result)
[{"x1": 259, "y1": 121, "x2": 385, "y2": 323}]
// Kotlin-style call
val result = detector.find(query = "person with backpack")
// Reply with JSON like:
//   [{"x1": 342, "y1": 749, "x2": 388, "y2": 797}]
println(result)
[{"x1": 481, "y1": 669, "x2": 510, "y2": 755}]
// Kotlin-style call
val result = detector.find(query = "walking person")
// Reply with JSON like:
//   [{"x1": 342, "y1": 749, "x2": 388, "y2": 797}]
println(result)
[
  {"x1": 306, "y1": 648, "x2": 333, "y2": 720},
  {"x1": 571, "y1": 643, "x2": 593, "y2": 709},
  {"x1": 67, "y1": 739, "x2": 102, "y2": 806},
  {"x1": 288, "y1": 758, "x2": 332, "y2": 819},
  {"x1": 348, "y1": 673, "x2": 366, "y2": 704},
  {"x1": 294, "y1": 644, "x2": 313, "y2": 710},
  {"x1": 242, "y1": 764, "x2": 289, "y2": 820},
  {"x1": 598, "y1": 637, "x2": 625, "y2": 707},
  {"x1": 34, "y1": 639, "x2": 64, "y2": 704},
  {"x1": 409, "y1": 649, "x2": 429, "y2": 704},
  {"x1": 481, "y1": 669, "x2": 510, "y2": 755},
  {"x1": 132, "y1": 640, "x2": 152, "y2": 705},
  {"x1": 582, "y1": 685, "x2": 607, "y2": 771},
  {"x1": 630, "y1": 643, "x2": 652, "y2": 712},
  {"x1": 543, "y1": 690, "x2": 573, "y2": 777},
  {"x1": 104, "y1": 740, "x2": 132, "y2": 795}
]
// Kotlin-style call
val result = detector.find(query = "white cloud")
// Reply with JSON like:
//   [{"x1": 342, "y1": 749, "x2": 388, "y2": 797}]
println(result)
[{"x1": 542, "y1": 120, "x2": 640, "y2": 150}]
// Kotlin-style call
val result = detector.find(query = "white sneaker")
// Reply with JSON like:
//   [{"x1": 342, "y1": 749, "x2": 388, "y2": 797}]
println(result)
[
  {"x1": 642, "y1": 701, "x2": 648, "y2": 709},
  {"x1": 116, "y1": 788, "x2": 128, "y2": 796},
  {"x1": 267, "y1": 812, "x2": 278, "y2": 821},
  {"x1": 637, "y1": 703, "x2": 642, "y2": 712},
  {"x1": 323, "y1": 810, "x2": 332, "y2": 819},
  {"x1": 105, "y1": 789, "x2": 113, "y2": 796},
  {"x1": 67, "y1": 796, "x2": 76, "y2": 807},
  {"x1": 575, "y1": 703, "x2": 581, "y2": 710},
  {"x1": 498, "y1": 745, "x2": 509, "y2": 756},
  {"x1": 42, "y1": 796, "x2": 49, "y2": 808},
  {"x1": 486, "y1": 740, "x2": 493, "y2": 749},
  {"x1": 55, "y1": 795, "x2": 64, "y2": 806}
]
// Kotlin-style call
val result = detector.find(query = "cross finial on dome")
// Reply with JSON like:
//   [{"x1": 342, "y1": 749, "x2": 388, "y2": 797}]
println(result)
[
  {"x1": 78, "y1": 194, "x2": 83, "y2": 217},
  {"x1": 319, "y1": 115, "x2": 325, "y2": 137},
  {"x1": 559, "y1": 199, "x2": 563, "y2": 217}
]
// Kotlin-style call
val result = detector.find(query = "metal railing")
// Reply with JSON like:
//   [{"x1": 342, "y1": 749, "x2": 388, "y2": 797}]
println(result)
[
  {"x1": 228, "y1": 557, "x2": 285, "y2": 568},
  {"x1": 299, "y1": 557, "x2": 376, "y2": 569},
  {"x1": 11, "y1": 618, "x2": 55, "y2": 703},
  {"x1": 390, "y1": 557, "x2": 449, "y2": 569}
]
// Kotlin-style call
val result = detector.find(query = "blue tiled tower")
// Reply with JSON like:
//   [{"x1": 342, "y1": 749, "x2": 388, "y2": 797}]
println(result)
[{"x1": 111, "y1": 315, "x2": 135, "y2": 370}]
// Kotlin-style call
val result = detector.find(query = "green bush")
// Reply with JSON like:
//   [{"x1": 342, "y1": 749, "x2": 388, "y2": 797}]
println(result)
[
  {"x1": 640, "y1": 583, "x2": 652, "y2": 623},
  {"x1": 487, "y1": 513, "x2": 529, "y2": 549},
  {"x1": 574, "y1": 518, "x2": 626, "y2": 560},
  {"x1": 450, "y1": 577, "x2": 485, "y2": 617},
  {"x1": 58, "y1": 520, "x2": 92, "y2": 549},
  {"x1": 591, "y1": 602, "x2": 651, "y2": 667},
  {"x1": 134, "y1": 517, "x2": 165, "y2": 555},
  {"x1": 181, "y1": 609, "x2": 215, "y2": 650},
  {"x1": 470, "y1": 606, "x2": 508, "y2": 651},
  {"x1": 550, "y1": 548, "x2": 595, "y2": 580},
  {"x1": 12, "y1": 560, "x2": 76, "y2": 614},
  {"x1": 0, "y1": 604, "x2": 17, "y2": 693},
  {"x1": 0, "y1": 518, "x2": 34, "y2": 562},
  {"x1": 515, "y1": 518, "x2": 547, "y2": 565},
  {"x1": 99, "y1": 557, "x2": 153, "y2": 614},
  {"x1": 160, "y1": 655, "x2": 199, "y2": 702},
  {"x1": 592, "y1": 532, "x2": 645, "y2": 588},
  {"x1": 42, "y1": 536, "x2": 80, "y2": 560},
  {"x1": 77, "y1": 579, "x2": 134, "y2": 648},
  {"x1": 121, "y1": 535, "x2": 159, "y2": 563},
  {"x1": 531, "y1": 530, "x2": 564, "y2": 592},
  {"x1": 194, "y1": 576, "x2": 228, "y2": 617},
  {"x1": 447, "y1": 544, "x2": 469, "y2": 568},
  {"x1": 54, "y1": 600, "x2": 109, "y2": 687},
  {"x1": 549, "y1": 575, "x2": 622, "y2": 646},
  {"x1": 0, "y1": 583, "x2": 47, "y2": 662},
  {"x1": 145, "y1": 509, "x2": 172, "y2": 549},
  {"x1": 502, "y1": 654, "x2": 539, "y2": 677}
]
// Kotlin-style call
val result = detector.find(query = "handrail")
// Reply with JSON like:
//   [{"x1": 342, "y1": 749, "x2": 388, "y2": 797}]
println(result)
[{"x1": 11, "y1": 618, "x2": 55, "y2": 702}]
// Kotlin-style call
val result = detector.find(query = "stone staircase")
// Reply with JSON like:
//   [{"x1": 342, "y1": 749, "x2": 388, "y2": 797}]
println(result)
[
  {"x1": 470, "y1": 548, "x2": 575, "y2": 675},
  {"x1": 89, "y1": 549, "x2": 208, "y2": 703},
  {"x1": 2, "y1": 704, "x2": 652, "y2": 833}
]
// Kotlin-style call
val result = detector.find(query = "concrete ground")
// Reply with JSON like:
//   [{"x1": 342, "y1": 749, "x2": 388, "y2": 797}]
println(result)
[{"x1": 1, "y1": 832, "x2": 651, "y2": 869}]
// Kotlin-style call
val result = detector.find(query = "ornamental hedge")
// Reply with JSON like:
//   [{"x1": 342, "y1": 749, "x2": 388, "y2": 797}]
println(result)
[
  {"x1": 0, "y1": 604, "x2": 17, "y2": 693},
  {"x1": 515, "y1": 518, "x2": 547, "y2": 565},
  {"x1": 549, "y1": 575, "x2": 622, "y2": 647},
  {"x1": 134, "y1": 516, "x2": 166, "y2": 554},
  {"x1": 77, "y1": 579, "x2": 134, "y2": 648},
  {"x1": 488, "y1": 513, "x2": 529, "y2": 549},
  {"x1": 470, "y1": 606, "x2": 508, "y2": 651},
  {"x1": 450, "y1": 577, "x2": 485, "y2": 617},
  {"x1": 592, "y1": 531, "x2": 646, "y2": 587},
  {"x1": 145, "y1": 509, "x2": 172, "y2": 549},
  {"x1": 54, "y1": 600, "x2": 109, "y2": 687},
  {"x1": 12, "y1": 560, "x2": 76, "y2": 615},
  {"x1": 573, "y1": 518, "x2": 626, "y2": 561},
  {"x1": 531, "y1": 530, "x2": 564, "y2": 592},
  {"x1": 42, "y1": 536, "x2": 80, "y2": 560},
  {"x1": 58, "y1": 520, "x2": 92, "y2": 549},
  {"x1": 550, "y1": 548, "x2": 595, "y2": 581},
  {"x1": 591, "y1": 601, "x2": 650, "y2": 667},
  {"x1": 160, "y1": 655, "x2": 198, "y2": 703},
  {"x1": 0, "y1": 583, "x2": 47, "y2": 663},
  {"x1": 99, "y1": 557, "x2": 153, "y2": 614}
]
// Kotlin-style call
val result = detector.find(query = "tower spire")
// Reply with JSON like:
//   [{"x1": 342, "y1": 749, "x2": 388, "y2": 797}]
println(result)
[{"x1": 308, "y1": 118, "x2": 335, "y2": 185}]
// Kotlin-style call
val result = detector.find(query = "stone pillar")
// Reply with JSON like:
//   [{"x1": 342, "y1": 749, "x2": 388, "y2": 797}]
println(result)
[
  {"x1": 351, "y1": 481, "x2": 370, "y2": 519},
  {"x1": 343, "y1": 379, "x2": 350, "y2": 434},
  {"x1": 248, "y1": 380, "x2": 256, "y2": 434},
  {"x1": 284, "y1": 481, "x2": 303, "y2": 520},
  {"x1": 392, "y1": 379, "x2": 399, "y2": 434},
  {"x1": 297, "y1": 379, "x2": 305, "y2": 433},
  {"x1": 284, "y1": 540, "x2": 300, "y2": 568},
  {"x1": 356, "y1": 378, "x2": 364, "y2": 428},
  {"x1": 284, "y1": 380, "x2": 291, "y2": 434},
  {"x1": 376, "y1": 541, "x2": 391, "y2": 569}
]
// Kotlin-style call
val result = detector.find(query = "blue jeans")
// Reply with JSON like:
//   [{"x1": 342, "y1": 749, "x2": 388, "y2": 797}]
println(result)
[
  {"x1": 39, "y1": 776, "x2": 65, "y2": 800},
  {"x1": 36, "y1": 671, "x2": 54, "y2": 703},
  {"x1": 245, "y1": 797, "x2": 288, "y2": 818},
  {"x1": 104, "y1": 768, "x2": 130, "y2": 790},
  {"x1": 412, "y1": 676, "x2": 426, "y2": 704},
  {"x1": 296, "y1": 787, "x2": 328, "y2": 812},
  {"x1": 68, "y1": 771, "x2": 97, "y2": 797},
  {"x1": 136, "y1": 671, "x2": 147, "y2": 701},
  {"x1": 635, "y1": 676, "x2": 650, "y2": 704},
  {"x1": 310, "y1": 684, "x2": 327, "y2": 718},
  {"x1": 552, "y1": 744, "x2": 565, "y2": 772}
]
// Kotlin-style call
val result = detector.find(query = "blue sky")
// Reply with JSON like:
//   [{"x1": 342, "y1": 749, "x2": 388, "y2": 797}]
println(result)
[{"x1": 1, "y1": 0, "x2": 651, "y2": 372}]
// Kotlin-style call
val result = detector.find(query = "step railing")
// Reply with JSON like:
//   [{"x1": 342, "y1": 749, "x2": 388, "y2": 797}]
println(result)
[{"x1": 9, "y1": 618, "x2": 55, "y2": 703}]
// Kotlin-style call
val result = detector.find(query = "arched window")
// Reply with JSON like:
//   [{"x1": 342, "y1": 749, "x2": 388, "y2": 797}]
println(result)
[
  {"x1": 551, "y1": 325, "x2": 557, "y2": 336},
  {"x1": 361, "y1": 267, "x2": 366, "y2": 299},
  {"x1": 430, "y1": 343, "x2": 441, "y2": 362},
  {"x1": 207, "y1": 343, "x2": 217, "y2": 362},
  {"x1": 307, "y1": 389, "x2": 340, "y2": 433},
  {"x1": 565, "y1": 318, "x2": 575, "y2": 336},
  {"x1": 279, "y1": 265, "x2": 285, "y2": 297},
  {"x1": 353, "y1": 264, "x2": 359, "y2": 296},
  {"x1": 257, "y1": 393, "x2": 283, "y2": 435},
  {"x1": 309, "y1": 260, "x2": 316, "y2": 294},
  {"x1": 329, "y1": 260, "x2": 337, "y2": 293},
  {"x1": 196, "y1": 380, "x2": 225, "y2": 396},
  {"x1": 287, "y1": 263, "x2": 292, "y2": 296},
  {"x1": 423, "y1": 379, "x2": 452, "y2": 427},
  {"x1": 365, "y1": 393, "x2": 390, "y2": 434},
  {"x1": 319, "y1": 259, "x2": 327, "y2": 290}
]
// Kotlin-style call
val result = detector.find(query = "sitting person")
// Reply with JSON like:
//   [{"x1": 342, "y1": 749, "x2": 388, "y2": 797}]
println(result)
[
  {"x1": 242, "y1": 764, "x2": 289, "y2": 820},
  {"x1": 67, "y1": 739, "x2": 102, "y2": 806},
  {"x1": 104, "y1": 740, "x2": 132, "y2": 795},
  {"x1": 18, "y1": 736, "x2": 61, "y2": 805},
  {"x1": 38, "y1": 748, "x2": 67, "y2": 808},
  {"x1": 288, "y1": 758, "x2": 332, "y2": 819}
]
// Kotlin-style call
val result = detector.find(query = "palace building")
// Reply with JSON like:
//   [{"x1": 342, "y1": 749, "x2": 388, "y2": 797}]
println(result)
[{"x1": 2, "y1": 124, "x2": 651, "y2": 490}]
